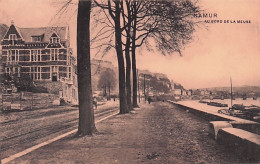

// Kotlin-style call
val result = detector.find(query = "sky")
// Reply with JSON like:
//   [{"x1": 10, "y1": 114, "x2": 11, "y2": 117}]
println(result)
[{"x1": 0, "y1": 0, "x2": 259, "y2": 89}]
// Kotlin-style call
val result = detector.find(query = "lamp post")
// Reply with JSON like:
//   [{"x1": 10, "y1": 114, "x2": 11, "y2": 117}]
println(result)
[
  {"x1": 143, "y1": 74, "x2": 146, "y2": 102},
  {"x1": 137, "y1": 73, "x2": 148, "y2": 103},
  {"x1": 137, "y1": 70, "x2": 141, "y2": 103}
]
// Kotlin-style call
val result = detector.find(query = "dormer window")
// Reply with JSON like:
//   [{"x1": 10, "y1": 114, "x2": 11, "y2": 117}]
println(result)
[
  {"x1": 49, "y1": 33, "x2": 60, "y2": 44},
  {"x1": 50, "y1": 37, "x2": 60, "y2": 43},
  {"x1": 31, "y1": 35, "x2": 42, "y2": 42},
  {"x1": 9, "y1": 34, "x2": 17, "y2": 45},
  {"x1": 9, "y1": 34, "x2": 17, "y2": 40}
]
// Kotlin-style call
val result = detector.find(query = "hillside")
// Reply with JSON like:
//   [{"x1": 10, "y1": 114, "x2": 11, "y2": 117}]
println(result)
[
  {"x1": 90, "y1": 59, "x2": 188, "y2": 95},
  {"x1": 91, "y1": 59, "x2": 118, "y2": 91}
]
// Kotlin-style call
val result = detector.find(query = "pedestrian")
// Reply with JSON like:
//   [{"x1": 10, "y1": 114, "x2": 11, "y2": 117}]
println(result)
[
  {"x1": 148, "y1": 97, "x2": 152, "y2": 104},
  {"x1": 93, "y1": 97, "x2": 97, "y2": 109}
]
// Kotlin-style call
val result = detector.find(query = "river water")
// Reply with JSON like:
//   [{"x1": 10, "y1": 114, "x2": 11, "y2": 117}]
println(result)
[
  {"x1": 177, "y1": 98, "x2": 260, "y2": 114},
  {"x1": 206, "y1": 98, "x2": 260, "y2": 107}
]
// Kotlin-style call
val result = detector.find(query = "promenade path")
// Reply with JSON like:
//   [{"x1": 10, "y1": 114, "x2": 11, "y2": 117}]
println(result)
[{"x1": 7, "y1": 102, "x2": 249, "y2": 164}]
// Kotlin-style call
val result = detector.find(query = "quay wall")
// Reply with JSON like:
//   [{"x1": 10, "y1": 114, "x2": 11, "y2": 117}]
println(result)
[
  {"x1": 167, "y1": 100, "x2": 260, "y2": 134},
  {"x1": 167, "y1": 100, "x2": 260, "y2": 160}
]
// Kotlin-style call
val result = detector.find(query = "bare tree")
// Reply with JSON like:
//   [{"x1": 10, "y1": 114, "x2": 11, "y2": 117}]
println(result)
[
  {"x1": 97, "y1": 68, "x2": 116, "y2": 99},
  {"x1": 93, "y1": 0, "x2": 134, "y2": 110},
  {"x1": 130, "y1": 0, "x2": 200, "y2": 106},
  {"x1": 93, "y1": 0, "x2": 201, "y2": 110},
  {"x1": 121, "y1": 0, "x2": 133, "y2": 110},
  {"x1": 95, "y1": 0, "x2": 129, "y2": 114},
  {"x1": 77, "y1": 0, "x2": 96, "y2": 135}
]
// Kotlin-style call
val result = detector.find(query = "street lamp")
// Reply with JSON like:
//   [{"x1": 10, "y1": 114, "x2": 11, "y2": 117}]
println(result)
[
  {"x1": 137, "y1": 72, "x2": 147, "y2": 103},
  {"x1": 143, "y1": 74, "x2": 146, "y2": 102},
  {"x1": 137, "y1": 70, "x2": 141, "y2": 103}
]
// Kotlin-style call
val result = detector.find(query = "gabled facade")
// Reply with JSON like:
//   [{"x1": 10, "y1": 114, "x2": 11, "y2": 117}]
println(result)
[{"x1": 1, "y1": 22, "x2": 75, "y2": 82}]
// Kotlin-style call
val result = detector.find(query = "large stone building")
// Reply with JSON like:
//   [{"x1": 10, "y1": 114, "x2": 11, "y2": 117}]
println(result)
[{"x1": 1, "y1": 22, "x2": 75, "y2": 82}]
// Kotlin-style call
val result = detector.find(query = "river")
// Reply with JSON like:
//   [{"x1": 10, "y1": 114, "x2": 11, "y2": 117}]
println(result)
[{"x1": 177, "y1": 98, "x2": 260, "y2": 114}]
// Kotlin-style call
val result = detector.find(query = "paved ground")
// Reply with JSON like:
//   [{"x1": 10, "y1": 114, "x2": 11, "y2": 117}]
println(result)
[{"x1": 7, "y1": 102, "x2": 252, "y2": 163}]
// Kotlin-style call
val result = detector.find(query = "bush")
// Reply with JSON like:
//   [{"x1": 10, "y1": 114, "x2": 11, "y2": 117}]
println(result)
[
  {"x1": 14, "y1": 74, "x2": 35, "y2": 92},
  {"x1": 32, "y1": 86, "x2": 48, "y2": 93},
  {"x1": 110, "y1": 94, "x2": 118, "y2": 98}
]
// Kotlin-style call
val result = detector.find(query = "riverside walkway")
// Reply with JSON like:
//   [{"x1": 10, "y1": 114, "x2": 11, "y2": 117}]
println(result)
[{"x1": 4, "y1": 102, "x2": 251, "y2": 164}]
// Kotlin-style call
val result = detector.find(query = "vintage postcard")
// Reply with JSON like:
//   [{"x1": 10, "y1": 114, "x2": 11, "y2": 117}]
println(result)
[{"x1": 0, "y1": 0, "x2": 259, "y2": 163}]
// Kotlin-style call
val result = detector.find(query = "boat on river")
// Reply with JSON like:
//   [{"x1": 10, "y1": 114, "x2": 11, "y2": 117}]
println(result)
[
  {"x1": 207, "y1": 101, "x2": 228, "y2": 107},
  {"x1": 217, "y1": 78, "x2": 260, "y2": 122},
  {"x1": 199, "y1": 100, "x2": 208, "y2": 104},
  {"x1": 218, "y1": 104, "x2": 260, "y2": 122}
]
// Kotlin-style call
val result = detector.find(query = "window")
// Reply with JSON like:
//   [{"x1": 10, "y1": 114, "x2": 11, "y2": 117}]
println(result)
[
  {"x1": 51, "y1": 66, "x2": 58, "y2": 81},
  {"x1": 50, "y1": 37, "x2": 60, "y2": 43},
  {"x1": 68, "y1": 67, "x2": 71, "y2": 79},
  {"x1": 38, "y1": 67, "x2": 41, "y2": 80},
  {"x1": 7, "y1": 50, "x2": 19, "y2": 63},
  {"x1": 31, "y1": 36, "x2": 42, "y2": 42},
  {"x1": 52, "y1": 66, "x2": 58, "y2": 72},
  {"x1": 16, "y1": 50, "x2": 19, "y2": 61},
  {"x1": 9, "y1": 34, "x2": 17, "y2": 45},
  {"x1": 38, "y1": 53, "x2": 41, "y2": 61},
  {"x1": 9, "y1": 34, "x2": 17, "y2": 40},
  {"x1": 31, "y1": 66, "x2": 41, "y2": 80},
  {"x1": 51, "y1": 49, "x2": 58, "y2": 61},
  {"x1": 18, "y1": 67, "x2": 20, "y2": 77},
  {"x1": 30, "y1": 50, "x2": 41, "y2": 62},
  {"x1": 59, "y1": 51, "x2": 67, "y2": 60}
]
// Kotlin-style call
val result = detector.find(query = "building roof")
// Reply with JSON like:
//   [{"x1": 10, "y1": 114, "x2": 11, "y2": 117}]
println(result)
[
  {"x1": 2, "y1": 23, "x2": 69, "y2": 43},
  {"x1": 18, "y1": 26, "x2": 68, "y2": 42},
  {"x1": 0, "y1": 24, "x2": 8, "y2": 40}
]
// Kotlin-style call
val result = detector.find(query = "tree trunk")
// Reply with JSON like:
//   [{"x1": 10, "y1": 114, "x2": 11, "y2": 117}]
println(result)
[
  {"x1": 77, "y1": 0, "x2": 96, "y2": 135},
  {"x1": 114, "y1": 1, "x2": 128, "y2": 114},
  {"x1": 132, "y1": 43, "x2": 138, "y2": 107},
  {"x1": 104, "y1": 85, "x2": 107, "y2": 97},
  {"x1": 125, "y1": 39, "x2": 132, "y2": 110},
  {"x1": 125, "y1": 6, "x2": 132, "y2": 110},
  {"x1": 132, "y1": 2, "x2": 138, "y2": 108},
  {"x1": 108, "y1": 84, "x2": 111, "y2": 100}
]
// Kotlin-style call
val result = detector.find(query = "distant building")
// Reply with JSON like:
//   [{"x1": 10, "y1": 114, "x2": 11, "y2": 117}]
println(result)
[
  {"x1": 173, "y1": 89, "x2": 182, "y2": 95},
  {"x1": 1, "y1": 22, "x2": 75, "y2": 82},
  {"x1": 192, "y1": 89, "x2": 201, "y2": 95},
  {"x1": 200, "y1": 90, "x2": 205, "y2": 95},
  {"x1": 186, "y1": 90, "x2": 192, "y2": 96}
]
